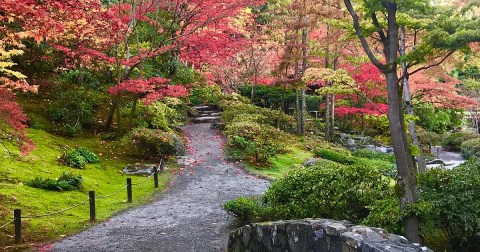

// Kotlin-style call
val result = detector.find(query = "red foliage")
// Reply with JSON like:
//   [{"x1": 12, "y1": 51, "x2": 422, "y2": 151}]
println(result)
[
  {"x1": 0, "y1": 89, "x2": 34, "y2": 155},
  {"x1": 409, "y1": 72, "x2": 477, "y2": 110},
  {"x1": 108, "y1": 77, "x2": 188, "y2": 103}
]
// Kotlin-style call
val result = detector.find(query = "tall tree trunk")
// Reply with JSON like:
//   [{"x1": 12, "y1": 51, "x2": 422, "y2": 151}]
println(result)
[
  {"x1": 400, "y1": 26, "x2": 427, "y2": 174},
  {"x1": 384, "y1": 4, "x2": 422, "y2": 243},
  {"x1": 329, "y1": 57, "x2": 338, "y2": 139},
  {"x1": 386, "y1": 72, "x2": 422, "y2": 244},
  {"x1": 300, "y1": 28, "x2": 308, "y2": 136},
  {"x1": 295, "y1": 61, "x2": 301, "y2": 135}
]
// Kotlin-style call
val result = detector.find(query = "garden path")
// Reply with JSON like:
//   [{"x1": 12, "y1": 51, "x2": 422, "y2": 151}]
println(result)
[{"x1": 53, "y1": 123, "x2": 269, "y2": 252}]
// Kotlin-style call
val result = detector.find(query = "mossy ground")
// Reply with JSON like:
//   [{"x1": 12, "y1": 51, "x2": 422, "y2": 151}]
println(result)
[
  {"x1": 0, "y1": 96, "x2": 174, "y2": 249},
  {"x1": 243, "y1": 145, "x2": 313, "y2": 180}
]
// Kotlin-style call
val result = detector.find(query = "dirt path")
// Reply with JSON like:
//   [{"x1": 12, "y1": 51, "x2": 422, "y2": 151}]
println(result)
[{"x1": 53, "y1": 123, "x2": 269, "y2": 252}]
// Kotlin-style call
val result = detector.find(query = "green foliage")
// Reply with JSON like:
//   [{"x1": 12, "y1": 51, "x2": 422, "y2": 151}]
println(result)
[
  {"x1": 442, "y1": 132, "x2": 478, "y2": 151},
  {"x1": 64, "y1": 151, "x2": 86, "y2": 169},
  {"x1": 57, "y1": 69, "x2": 101, "y2": 90},
  {"x1": 188, "y1": 85, "x2": 221, "y2": 105},
  {"x1": 47, "y1": 84, "x2": 103, "y2": 136},
  {"x1": 74, "y1": 147, "x2": 100, "y2": 164},
  {"x1": 461, "y1": 137, "x2": 480, "y2": 159},
  {"x1": 419, "y1": 160, "x2": 480, "y2": 251},
  {"x1": 315, "y1": 148, "x2": 396, "y2": 177},
  {"x1": 124, "y1": 128, "x2": 185, "y2": 158},
  {"x1": 223, "y1": 196, "x2": 269, "y2": 222},
  {"x1": 314, "y1": 148, "x2": 356, "y2": 165},
  {"x1": 134, "y1": 99, "x2": 187, "y2": 131},
  {"x1": 221, "y1": 103, "x2": 297, "y2": 134},
  {"x1": 352, "y1": 149, "x2": 395, "y2": 163},
  {"x1": 225, "y1": 162, "x2": 391, "y2": 224},
  {"x1": 416, "y1": 127, "x2": 442, "y2": 149},
  {"x1": 362, "y1": 197, "x2": 404, "y2": 234},
  {"x1": 415, "y1": 103, "x2": 461, "y2": 134},
  {"x1": 225, "y1": 120, "x2": 288, "y2": 162},
  {"x1": 63, "y1": 147, "x2": 99, "y2": 169},
  {"x1": 26, "y1": 172, "x2": 83, "y2": 191}
]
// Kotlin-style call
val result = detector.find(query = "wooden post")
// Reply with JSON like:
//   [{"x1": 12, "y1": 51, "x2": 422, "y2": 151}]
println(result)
[
  {"x1": 127, "y1": 178, "x2": 132, "y2": 203},
  {"x1": 14, "y1": 209, "x2": 21, "y2": 244},
  {"x1": 89, "y1": 191, "x2": 96, "y2": 222},
  {"x1": 154, "y1": 167, "x2": 159, "y2": 189}
]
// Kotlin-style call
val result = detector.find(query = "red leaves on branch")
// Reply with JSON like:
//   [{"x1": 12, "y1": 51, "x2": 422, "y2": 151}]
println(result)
[
  {"x1": 0, "y1": 89, "x2": 34, "y2": 155},
  {"x1": 409, "y1": 72, "x2": 478, "y2": 110},
  {"x1": 108, "y1": 77, "x2": 188, "y2": 103}
]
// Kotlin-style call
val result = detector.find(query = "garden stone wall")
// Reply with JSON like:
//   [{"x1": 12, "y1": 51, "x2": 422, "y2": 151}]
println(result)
[{"x1": 227, "y1": 219, "x2": 431, "y2": 252}]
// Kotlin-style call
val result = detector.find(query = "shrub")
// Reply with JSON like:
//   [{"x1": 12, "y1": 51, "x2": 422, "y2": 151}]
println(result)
[
  {"x1": 74, "y1": 147, "x2": 99, "y2": 163},
  {"x1": 461, "y1": 137, "x2": 480, "y2": 159},
  {"x1": 416, "y1": 127, "x2": 442, "y2": 150},
  {"x1": 64, "y1": 151, "x2": 87, "y2": 169},
  {"x1": 264, "y1": 163, "x2": 391, "y2": 223},
  {"x1": 352, "y1": 149, "x2": 395, "y2": 163},
  {"x1": 224, "y1": 120, "x2": 288, "y2": 162},
  {"x1": 125, "y1": 128, "x2": 185, "y2": 158},
  {"x1": 133, "y1": 99, "x2": 188, "y2": 131},
  {"x1": 188, "y1": 85, "x2": 221, "y2": 105},
  {"x1": 441, "y1": 132, "x2": 478, "y2": 151},
  {"x1": 63, "y1": 147, "x2": 99, "y2": 168},
  {"x1": 223, "y1": 196, "x2": 268, "y2": 222},
  {"x1": 26, "y1": 172, "x2": 83, "y2": 191},
  {"x1": 314, "y1": 148, "x2": 356, "y2": 165},
  {"x1": 225, "y1": 162, "x2": 391, "y2": 224},
  {"x1": 419, "y1": 160, "x2": 480, "y2": 251}
]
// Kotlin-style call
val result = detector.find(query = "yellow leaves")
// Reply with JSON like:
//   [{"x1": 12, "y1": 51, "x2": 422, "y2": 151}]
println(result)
[
  {"x1": 303, "y1": 67, "x2": 357, "y2": 95},
  {"x1": 0, "y1": 48, "x2": 28, "y2": 81}
]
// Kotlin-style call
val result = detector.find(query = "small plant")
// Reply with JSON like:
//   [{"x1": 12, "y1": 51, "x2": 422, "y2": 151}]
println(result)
[
  {"x1": 460, "y1": 137, "x2": 480, "y2": 159},
  {"x1": 314, "y1": 148, "x2": 356, "y2": 165},
  {"x1": 441, "y1": 132, "x2": 478, "y2": 151},
  {"x1": 63, "y1": 147, "x2": 99, "y2": 169},
  {"x1": 124, "y1": 128, "x2": 186, "y2": 158},
  {"x1": 26, "y1": 172, "x2": 83, "y2": 191}
]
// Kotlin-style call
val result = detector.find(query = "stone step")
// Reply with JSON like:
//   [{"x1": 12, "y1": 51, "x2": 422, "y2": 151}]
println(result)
[
  {"x1": 199, "y1": 112, "x2": 222, "y2": 117},
  {"x1": 193, "y1": 106, "x2": 213, "y2": 112},
  {"x1": 191, "y1": 116, "x2": 220, "y2": 124}
]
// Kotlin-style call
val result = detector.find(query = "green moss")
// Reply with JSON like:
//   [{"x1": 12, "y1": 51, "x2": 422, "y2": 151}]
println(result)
[
  {"x1": 243, "y1": 146, "x2": 313, "y2": 180},
  {"x1": 0, "y1": 128, "x2": 172, "y2": 247}
]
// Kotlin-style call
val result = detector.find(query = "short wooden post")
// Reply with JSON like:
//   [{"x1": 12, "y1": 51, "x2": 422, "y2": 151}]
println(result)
[
  {"x1": 14, "y1": 209, "x2": 21, "y2": 244},
  {"x1": 154, "y1": 167, "x2": 159, "y2": 188},
  {"x1": 127, "y1": 178, "x2": 132, "y2": 203},
  {"x1": 89, "y1": 191, "x2": 96, "y2": 222}
]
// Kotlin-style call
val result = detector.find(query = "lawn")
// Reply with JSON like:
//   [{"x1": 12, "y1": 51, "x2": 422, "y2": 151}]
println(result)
[{"x1": 0, "y1": 128, "x2": 172, "y2": 249}]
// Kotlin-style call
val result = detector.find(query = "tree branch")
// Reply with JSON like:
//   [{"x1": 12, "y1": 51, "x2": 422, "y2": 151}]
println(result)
[{"x1": 344, "y1": 0, "x2": 385, "y2": 70}]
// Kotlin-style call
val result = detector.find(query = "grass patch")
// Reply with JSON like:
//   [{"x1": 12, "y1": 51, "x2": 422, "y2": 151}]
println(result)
[
  {"x1": 243, "y1": 146, "x2": 313, "y2": 180},
  {"x1": 0, "y1": 128, "x2": 172, "y2": 248}
]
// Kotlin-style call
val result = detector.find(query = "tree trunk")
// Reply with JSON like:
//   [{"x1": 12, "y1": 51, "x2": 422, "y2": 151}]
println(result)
[
  {"x1": 105, "y1": 95, "x2": 120, "y2": 130},
  {"x1": 300, "y1": 28, "x2": 308, "y2": 136},
  {"x1": 386, "y1": 71, "x2": 422, "y2": 244},
  {"x1": 400, "y1": 26, "x2": 427, "y2": 174}
]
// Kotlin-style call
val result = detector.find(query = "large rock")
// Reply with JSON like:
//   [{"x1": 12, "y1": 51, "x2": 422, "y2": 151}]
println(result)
[
  {"x1": 228, "y1": 219, "x2": 432, "y2": 252},
  {"x1": 123, "y1": 163, "x2": 156, "y2": 175}
]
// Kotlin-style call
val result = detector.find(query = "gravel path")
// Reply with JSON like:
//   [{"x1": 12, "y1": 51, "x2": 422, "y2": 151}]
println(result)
[{"x1": 53, "y1": 123, "x2": 269, "y2": 252}]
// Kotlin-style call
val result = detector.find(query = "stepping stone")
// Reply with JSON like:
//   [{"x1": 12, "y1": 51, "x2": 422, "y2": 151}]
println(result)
[{"x1": 191, "y1": 116, "x2": 220, "y2": 123}]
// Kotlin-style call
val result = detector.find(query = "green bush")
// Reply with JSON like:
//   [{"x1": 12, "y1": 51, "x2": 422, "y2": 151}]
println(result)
[
  {"x1": 64, "y1": 151, "x2": 87, "y2": 169},
  {"x1": 352, "y1": 149, "x2": 395, "y2": 163},
  {"x1": 461, "y1": 137, "x2": 480, "y2": 159},
  {"x1": 125, "y1": 128, "x2": 185, "y2": 158},
  {"x1": 63, "y1": 147, "x2": 99, "y2": 168},
  {"x1": 314, "y1": 148, "x2": 356, "y2": 165},
  {"x1": 133, "y1": 100, "x2": 187, "y2": 131},
  {"x1": 223, "y1": 196, "x2": 268, "y2": 222},
  {"x1": 225, "y1": 162, "x2": 391, "y2": 224},
  {"x1": 441, "y1": 132, "x2": 478, "y2": 151},
  {"x1": 48, "y1": 85, "x2": 103, "y2": 136},
  {"x1": 416, "y1": 127, "x2": 442, "y2": 150},
  {"x1": 225, "y1": 120, "x2": 288, "y2": 162},
  {"x1": 26, "y1": 172, "x2": 83, "y2": 191},
  {"x1": 188, "y1": 85, "x2": 221, "y2": 105},
  {"x1": 419, "y1": 160, "x2": 480, "y2": 251}
]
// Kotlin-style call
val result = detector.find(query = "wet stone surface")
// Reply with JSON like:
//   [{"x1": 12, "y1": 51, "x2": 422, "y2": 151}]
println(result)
[{"x1": 53, "y1": 123, "x2": 269, "y2": 252}]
